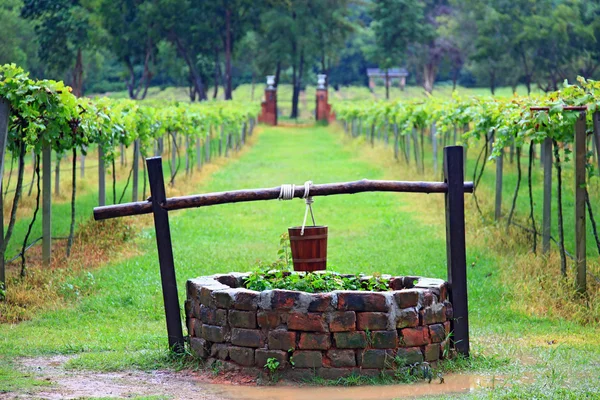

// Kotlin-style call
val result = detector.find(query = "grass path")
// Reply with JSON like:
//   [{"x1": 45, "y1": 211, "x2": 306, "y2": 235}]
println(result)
[{"x1": 1, "y1": 125, "x2": 599, "y2": 398}]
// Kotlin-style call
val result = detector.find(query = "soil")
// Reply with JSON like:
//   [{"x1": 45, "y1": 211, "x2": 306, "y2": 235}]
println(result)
[{"x1": 2, "y1": 355, "x2": 508, "y2": 400}]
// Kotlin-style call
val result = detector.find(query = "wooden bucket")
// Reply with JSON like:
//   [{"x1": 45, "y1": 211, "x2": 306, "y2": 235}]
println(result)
[{"x1": 288, "y1": 226, "x2": 328, "y2": 272}]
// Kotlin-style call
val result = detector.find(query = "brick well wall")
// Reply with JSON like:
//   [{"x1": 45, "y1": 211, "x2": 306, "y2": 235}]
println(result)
[{"x1": 185, "y1": 273, "x2": 452, "y2": 379}]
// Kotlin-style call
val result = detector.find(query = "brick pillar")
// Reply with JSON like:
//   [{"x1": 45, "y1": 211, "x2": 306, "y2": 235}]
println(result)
[
  {"x1": 258, "y1": 87, "x2": 277, "y2": 126},
  {"x1": 316, "y1": 89, "x2": 330, "y2": 122}
]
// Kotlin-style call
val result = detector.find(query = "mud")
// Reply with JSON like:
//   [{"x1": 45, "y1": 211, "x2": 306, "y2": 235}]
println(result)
[{"x1": 3, "y1": 355, "x2": 509, "y2": 400}]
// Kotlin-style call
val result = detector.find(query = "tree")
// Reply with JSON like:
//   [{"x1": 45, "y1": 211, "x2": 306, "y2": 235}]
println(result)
[
  {"x1": 22, "y1": 0, "x2": 97, "y2": 97},
  {"x1": 98, "y1": 0, "x2": 158, "y2": 99},
  {"x1": 371, "y1": 0, "x2": 428, "y2": 98},
  {"x1": 0, "y1": 0, "x2": 40, "y2": 75}
]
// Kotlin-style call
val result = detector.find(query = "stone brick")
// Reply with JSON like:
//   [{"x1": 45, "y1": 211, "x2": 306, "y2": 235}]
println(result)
[
  {"x1": 292, "y1": 351, "x2": 323, "y2": 368},
  {"x1": 421, "y1": 303, "x2": 446, "y2": 325},
  {"x1": 317, "y1": 368, "x2": 356, "y2": 380},
  {"x1": 255, "y1": 349, "x2": 288, "y2": 368},
  {"x1": 417, "y1": 289, "x2": 436, "y2": 307},
  {"x1": 231, "y1": 328, "x2": 263, "y2": 348},
  {"x1": 395, "y1": 347, "x2": 424, "y2": 365},
  {"x1": 337, "y1": 292, "x2": 388, "y2": 312},
  {"x1": 185, "y1": 300, "x2": 192, "y2": 318},
  {"x1": 192, "y1": 302, "x2": 202, "y2": 320},
  {"x1": 193, "y1": 319, "x2": 202, "y2": 338},
  {"x1": 228, "y1": 346, "x2": 255, "y2": 367},
  {"x1": 213, "y1": 289, "x2": 234, "y2": 309},
  {"x1": 201, "y1": 325, "x2": 228, "y2": 343},
  {"x1": 443, "y1": 301, "x2": 454, "y2": 320},
  {"x1": 327, "y1": 349, "x2": 356, "y2": 367},
  {"x1": 271, "y1": 289, "x2": 301, "y2": 310},
  {"x1": 393, "y1": 289, "x2": 419, "y2": 308},
  {"x1": 288, "y1": 313, "x2": 327, "y2": 332},
  {"x1": 396, "y1": 307, "x2": 419, "y2": 329},
  {"x1": 210, "y1": 343, "x2": 229, "y2": 360},
  {"x1": 424, "y1": 343, "x2": 440, "y2": 362},
  {"x1": 298, "y1": 333, "x2": 331, "y2": 350},
  {"x1": 213, "y1": 274, "x2": 239, "y2": 288},
  {"x1": 356, "y1": 312, "x2": 389, "y2": 330},
  {"x1": 190, "y1": 337, "x2": 209, "y2": 359},
  {"x1": 389, "y1": 277, "x2": 405, "y2": 290},
  {"x1": 199, "y1": 305, "x2": 227, "y2": 326},
  {"x1": 187, "y1": 317, "x2": 198, "y2": 337},
  {"x1": 357, "y1": 349, "x2": 394, "y2": 369},
  {"x1": 371, "y1": 330, "x2": 398, "y2": 349},
  {"x1": 444, "y1": 321, "x2": 451, "y2": 335},
  {"x1": 257, "y1": 311, "x2": 281, "y2": 329},
  {"x1": 268, "y1": 330, "x2": 297, "y2": 351},
  {"x1": 400, "y1": 326, "x2": 431, "y2": 347},
  {"x1": 228, "y1": 310, "x2": 256, "y2": 329},
  {"x1": 334, "y1": 332, "x2": 367, "y2": 349},
  {"x1": 308, "y1": 293, "x2": 334, "y2": 312},
  {"x1": 200, "y1": 283, "x2": 229, "y2": 306},
  {"x1": 429, "y1": 324, "x2": 446, "y2": 343},
  {"x1": 232, "y1": 289, "x2": 259, "y2": 311},
  {"x1": 328, "y1": 311, "x2": 356, "y2": 332}
]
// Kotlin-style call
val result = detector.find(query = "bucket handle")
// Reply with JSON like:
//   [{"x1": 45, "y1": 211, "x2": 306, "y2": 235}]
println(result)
[{"x1": 278, "y1": 181, "x2": 316, "y2": 236}]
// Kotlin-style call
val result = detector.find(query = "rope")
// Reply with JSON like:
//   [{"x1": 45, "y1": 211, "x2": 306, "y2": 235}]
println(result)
[{"x1": 278, "y1": 181, "x2": 317, "y2": 236}]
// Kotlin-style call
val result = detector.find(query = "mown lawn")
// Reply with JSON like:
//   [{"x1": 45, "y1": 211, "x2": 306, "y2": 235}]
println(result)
[{"x1": 1, "y1": 124, "x2": 599, "y2": 398}]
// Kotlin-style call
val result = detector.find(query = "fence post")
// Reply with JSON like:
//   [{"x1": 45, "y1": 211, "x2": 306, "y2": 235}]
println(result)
[
  {"x1": 54, "y1": 156, "x2": 60, "y2": 196},
  {"x1": 432, "y1": 123, "x2": 438, "y2": 175},
  {"x1": 98, "y1": 147, "x2": 106, "y2": 206},
  {"x1": 495, "y1": 147, "x2": 503, "y2": 221},
  {"x1": 42, "y1": 145, "x2": 52, "y2": 266},
  {"x1": 196, "y1": 136, "x2": 202, "y2": 171},
  {"x1": 443, "y1": 145, "x2": 469, "y2": 357},
  {"x1": 132, "y1": 139, "x2": 140, "y2": 202},
  {"x1": 147, "y1": 156, "x2": 185, "y2": 353},
  {"x1": 80, "y1": 147, "x2": 85, "y2": 178},
  {"x1": 593, "y1": 112, "x2": 600, "y2": 174},
  {"x1": 542, "y1": 137, "x2": 552, "y2": 254},
  {"x1": 0, "y1": 99, "x2": 10, "y2": 286},
  {"x1": 205, "y1": 132, "x2": 211, "y2": 163},
  {"x1": 575, "y1": 112, "x2": 586, "y2": 294}
]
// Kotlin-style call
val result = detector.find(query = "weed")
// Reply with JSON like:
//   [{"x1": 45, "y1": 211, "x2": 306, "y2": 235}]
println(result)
[{"x1": 210, "y1": 360, "x2": 223, "y2": 377}]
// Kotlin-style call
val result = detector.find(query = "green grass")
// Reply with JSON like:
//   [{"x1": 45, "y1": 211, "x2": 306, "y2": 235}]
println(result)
[{"x1": 1, "y1": 124, "x2": 599, "y2": 398}]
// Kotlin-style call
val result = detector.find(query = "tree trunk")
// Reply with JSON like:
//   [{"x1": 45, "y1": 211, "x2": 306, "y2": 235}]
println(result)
[
  {"x1": 172, "y1": 33, "x2": 207, "y2": 101},
  {"x1": 72, "y1": 48, "x2": 84, "y2": 97},
  {"x1": 275, "y1": 61, "x2": 282, "y2": 87},
  {"x1": 250, "y1": 71, "x2": 255, "y2": 101},
  {"x1": 213, "y1": 47, "x2": 220, "y2": 99},
  {"x1": 385, "y1": 69, "x2": 389, "y2": 100},
  {"x1": 423, "y1": 62, "x2": 436, "y2": 94},
  {"x1": 224, "y1": 8, "x2": 233, "y2": 100},
  {"x1": 490, "y1": 70, "x2": 496, "y2": 95}
]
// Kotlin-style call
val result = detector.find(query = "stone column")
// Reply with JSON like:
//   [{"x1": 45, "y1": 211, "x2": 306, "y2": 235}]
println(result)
[
  {"x1": 258, "y1": 75, "x2": 277, "y2": 126},
  {"x1": 316, "y1": 74, "x2": 332, "y2": 122}
]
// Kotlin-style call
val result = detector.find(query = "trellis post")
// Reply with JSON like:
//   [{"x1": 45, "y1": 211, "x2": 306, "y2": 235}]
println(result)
[
  {"x1": 0, "y1": 99, "x2": 10, "y2": 286},
  {"x1": 42, "y1": 145, "x2": 52, "y2": 266},
  {"x1": 147, "y1": 156, "x2": 185, "y2": 353},
  {"x1": 444, "y1": 146, "x2": 469, "y2": 357},
  {"x1": 542, "y1": 137, "x2": 552, "y2": 253},
  {"x1": 98, "y1": 147, "x2": 106, "y2": 206},
  {"x1": 574, "y1": 112, "x2": 586, "y2": 294},
  {"x1": 495, "y1": 147, "x2": 503, "y2": 221},
  {"x1": 132, "y1": 139, "x2": 140, "y2": 202}
]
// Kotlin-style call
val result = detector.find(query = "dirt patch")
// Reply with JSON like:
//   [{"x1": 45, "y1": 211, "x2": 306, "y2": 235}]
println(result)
[{"x1": 1, "y1": 355, "x2": 512, "y2": 400}]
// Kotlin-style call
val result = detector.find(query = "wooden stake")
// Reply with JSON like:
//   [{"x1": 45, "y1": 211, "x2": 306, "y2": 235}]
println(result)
[
  {"x1": 132, "y1": 139, "x2": 140, "y2": 202},
  {"x1": 42, "y1": 145, "x2": 52, "y2": 266},
  {"x1": 542, "y1": 137, "x2": 552, "y2": 254},
  {"x1": 0, "y1": 99, "x2": 10, "y2": 285},
  {"x1": 495, "y1": 148, "x2": 503, "y2": 221},
  {"x1": 98, "y1": 147, "x2": 106, "y2": 207},
  {"x1": 444, "y1": 146, "x2": 469, "y2": 357},
  {"x1": 575, "y1": 112, "x2": 587, "y2": 293}
]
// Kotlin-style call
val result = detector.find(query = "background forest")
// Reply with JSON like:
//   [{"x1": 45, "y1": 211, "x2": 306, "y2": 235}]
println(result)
[{"x1": 3, "y1": 0, "x2": 600, "y2": 112}]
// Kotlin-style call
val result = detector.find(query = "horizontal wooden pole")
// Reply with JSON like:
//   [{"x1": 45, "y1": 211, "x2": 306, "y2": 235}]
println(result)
[{"x1": 93, "y1": 179, "x2": 475, "y2": 221}]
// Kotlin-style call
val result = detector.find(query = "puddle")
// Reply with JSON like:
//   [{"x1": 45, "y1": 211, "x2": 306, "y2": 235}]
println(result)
[{"x1": 206, "y1": 374, "x2": 509, "y2": 400}]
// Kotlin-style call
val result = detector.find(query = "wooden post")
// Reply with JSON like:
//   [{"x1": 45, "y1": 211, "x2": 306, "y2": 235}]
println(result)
[
  {"x1": 146, "y1": 157, "x2": 185, "y2": 353},
  {"x1": 196, "y1": 137, "x2": 202, "y2": 171},
  {"x1": 393, "y1": 123, "x2": 399, "y2": 161},
  {"x1": 575, "y1": 112, "x2": 586, "y2": 294},
  {"x1": 54, "y1": 156, "x2": 60, "y2": 196},
  {"x1": 185, "y1": 135, "x2": 190, "y2": 175},
  {"x1": 132, "y1": 139, "x2": 140, "y2": 202},
  {"x1": 80, "y1": 148, "x2": 85, "y2": 179},
  {"x1": 542, "y1": 137, "x2": 552, "y2": 254},
  {"x1": 98, "y1": 147, "x2": 106, "y2": 207},
  {"x1": 432, "y1": 122, "x2": 438, "y2": 175},
  {"x1": 205, "y1": 133, "x2": 211, "y2": 163},
  {"x1": 593, "y1": 112, "x2": 600, "y2": 174},
  {"x1": 495, "y1": 148, "x2": 503, "y2": 221},
  {"x1": 120, "y1": 143, "x2": 125, "y2": 167},
  {"x1": 0, "y1": 99, "x2": 10, "y2": 286},
  {"x1": 444, "y1": 146, "x2": 469, "y2": 357},
  {"x1": 171, "y1": 133, "x2": 177, "y2": 183},
  {"x1": 42, "y1": 145, "x2": 52, "y2": 266}
]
